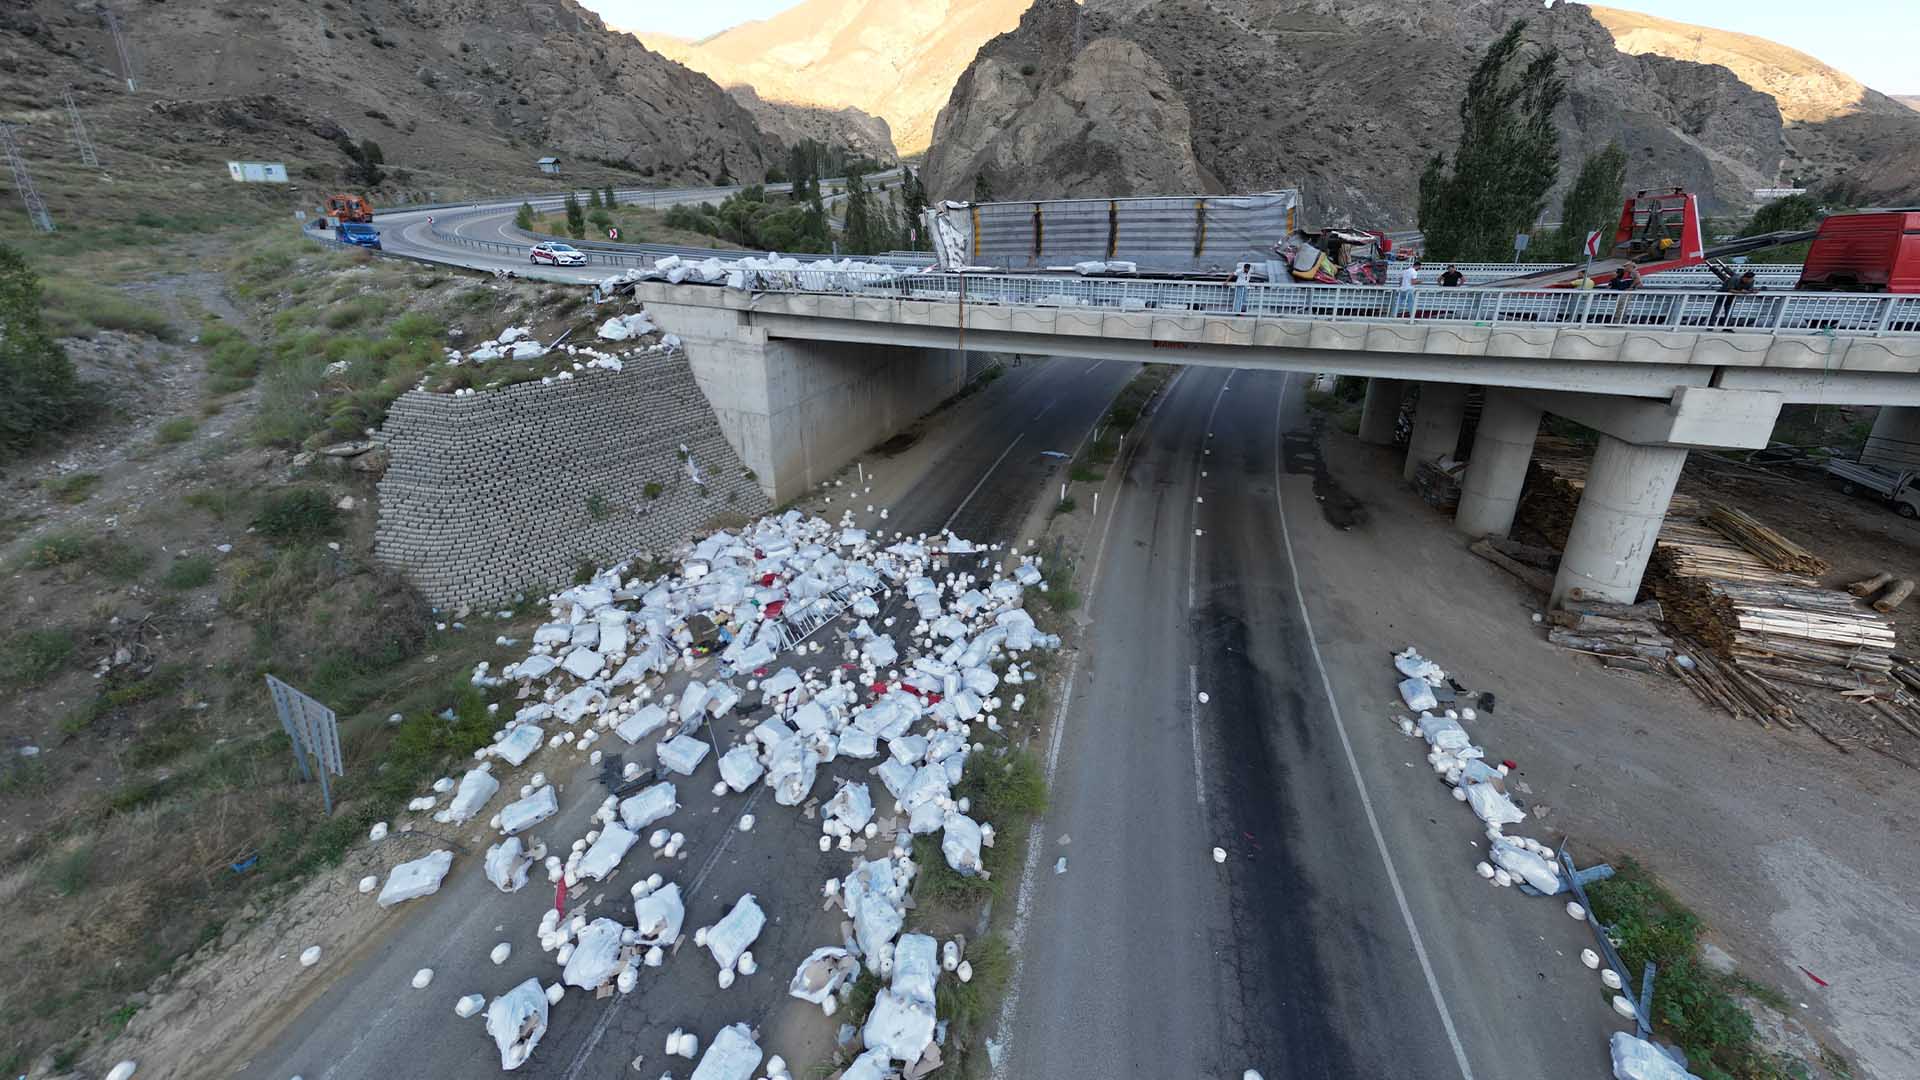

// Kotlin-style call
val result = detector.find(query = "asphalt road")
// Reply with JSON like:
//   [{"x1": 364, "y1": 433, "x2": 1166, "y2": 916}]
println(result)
[
  {"x1": 226, "y1": 354, "x2": 1133, "y2": 1080},
  {"x1": 368, "y1": 171, "x2": 903, "y2": 285},
  {"x1": 1002, "y1": 367, "x2": 1616, "y2": 1078}
]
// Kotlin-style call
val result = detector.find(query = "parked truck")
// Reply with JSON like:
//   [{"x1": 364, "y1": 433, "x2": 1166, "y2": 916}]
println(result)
[
  {"x1": 922, "y1": 191, "x2": 1300, "y2": 276},
  {"x1": 1826, "y1": 458, "x2": 1920, "y2": 518},
  {"x1": 325, "y1": 193, "x2": 374, "y2": 224},
  {"x1": 1795, "y1": 210, "x2": 1920, "y2": 293}
]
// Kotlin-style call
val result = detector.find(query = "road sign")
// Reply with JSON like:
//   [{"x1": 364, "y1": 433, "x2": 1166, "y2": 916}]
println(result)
[
  {"x1": 1513, "y1": 232, "x2": 1530, "y2": 255},
  {"x1": 227, "y1": 161, "x2": 288, "y2": 183},
  {"x1": 608, "y1": 227, "x2": 620, "y2": 240},
  {"x1": 266, "y1": 674, "x2": 343, "y2": 814},
  {"x1": 1584, "y1": 229, "x2": 1603, "y2": 257}
]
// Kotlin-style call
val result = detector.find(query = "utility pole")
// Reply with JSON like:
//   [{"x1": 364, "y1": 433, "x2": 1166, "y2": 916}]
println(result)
[
  {"x1": 64, "y1": 91, "x2": 100, "y2": 168},
  {"x1": 104, "y1": 6, "x2": 136, "y2": 92},
  {"x1": 1, "y1": 124, "x2": 56, "y2": 232}
]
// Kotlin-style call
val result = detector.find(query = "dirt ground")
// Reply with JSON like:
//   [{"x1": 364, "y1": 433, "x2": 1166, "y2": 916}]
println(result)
[{"x1": 1308, "y1": 427, "x2": 1920, "y2": 1080}]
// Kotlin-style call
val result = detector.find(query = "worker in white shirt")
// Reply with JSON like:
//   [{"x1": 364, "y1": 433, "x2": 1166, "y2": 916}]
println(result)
[{"x1": 1394, "y1": 260, "x2": 1422, "y2": 317}]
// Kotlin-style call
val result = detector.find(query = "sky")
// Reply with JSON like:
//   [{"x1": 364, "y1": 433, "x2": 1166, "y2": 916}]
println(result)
[{"x1": 590, "y1": 0, "x2": 1917, "y2": 93}]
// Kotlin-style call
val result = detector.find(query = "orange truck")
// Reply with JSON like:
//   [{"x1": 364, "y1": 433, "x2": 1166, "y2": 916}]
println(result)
[{"x1": 324, "y1": 193, "x2": 374, "y2": 224}]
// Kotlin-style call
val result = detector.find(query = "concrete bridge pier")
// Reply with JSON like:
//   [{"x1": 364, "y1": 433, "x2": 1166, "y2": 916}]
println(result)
[
  {"x1": 1358, "y1": 378, "x2": 1406, "y2": 446},
  {"x1": 1549, "y1": 436, "x2": 1688, "y2": 606},
  {"x1": 642, "y1": 295, "x2": 976, "y2": 503},
  {"x1": 1454, "y1": 389, "x2": 1542, "y2": 538},
  {"x1": 1866, "y1": 406, "x2": 1920, "y2": 470},
  {"x1": 1403, "y1": 382, "x2": 1468, "y2": 482}
]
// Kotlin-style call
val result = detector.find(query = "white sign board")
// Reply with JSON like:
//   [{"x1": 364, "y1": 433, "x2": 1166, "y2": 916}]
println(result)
[
  {"x1": 1584, "y1": 230, "x2": 1603, "y2": 257},
  {"x1": 1753, "y1": 187, "x2": 1806, "y2": 200},
  {"x1": 1512, "y1": 232, "x2": 1530, "y2": 253},
  {"x1": 228, "y1": 161, "x2": 289, "y2": 184}
]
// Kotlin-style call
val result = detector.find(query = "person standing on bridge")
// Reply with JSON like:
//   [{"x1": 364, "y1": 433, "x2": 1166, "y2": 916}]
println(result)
[
  {"x1": 1393, "y1": 260, "x2": 1421, "y2": 317},
  {"x1": 1439, "y1": 264, "x2": 1465, "y2": 288},
  {"x1": 1609, "y1": 264, "x2": 1642, "y2": 323},
  {"x1": 1230, "y1": 262, "x2": 1252, "y2": 314}
]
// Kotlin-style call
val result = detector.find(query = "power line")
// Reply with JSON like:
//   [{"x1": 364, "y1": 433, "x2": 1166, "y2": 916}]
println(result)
[
  {"x1": 64, "y1": 90, "x2": 100, "y2": 168},
  {"x1": 1, "y1": 124, "x2": 56, "y2": 232},
  {"x1": 103, "y1": 6, "x2": 136, "y2": 92}
]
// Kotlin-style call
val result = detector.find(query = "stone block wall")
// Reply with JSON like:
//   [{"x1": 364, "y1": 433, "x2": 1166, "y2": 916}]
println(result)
[{"x1": 373, "y1": 349, "x2": 770, "y2": 607}]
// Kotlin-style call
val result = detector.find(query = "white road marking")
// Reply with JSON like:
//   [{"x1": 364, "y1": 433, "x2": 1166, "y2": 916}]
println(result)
[
  {"x1": 992, "y1": 366, "x2": 1184, "y2": 1076},
  {"x1": 989, "y1": 652, "x2": 1079, "y2": 1080},
  {"x1": 1188, "y1": 376, "x2": 1232, "y2": 610},
  {"x1": 1268, "y1": 377, "x2": 1478, "y2": 1080},
  {"x1": 1085, "y1": 368, "x2": 1186, "y2": 617},
  {"x1": 942, "y1": 433, "x2": 1024, "y2": 532},
  {"x1": 1187, "y1": 663, "x2": 1208, "y2": 811}
]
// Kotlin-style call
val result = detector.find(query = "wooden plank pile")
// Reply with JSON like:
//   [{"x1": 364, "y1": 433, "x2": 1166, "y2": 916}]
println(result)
[
  {"x1": 1703, "y1": 504, "x2": 1830, "y2": 575},
  {"x1": 1513, "y1": 446, "x2": 1920, "y2": 764},
  {"x1": 1547, "y1": 595, "x2": 1675, "y2": 673}
]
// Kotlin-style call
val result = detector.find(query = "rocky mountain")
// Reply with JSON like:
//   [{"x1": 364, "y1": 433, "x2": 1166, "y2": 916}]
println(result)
[
  {"x1": 925, "y1": 0, "x2": 1919, "y2": 226},
  {"x1": 1898, "y1": 96, "x2": 1920, "y2": 113},
  {"x1": 1586, "y1": 5, "x2": 1920, "y2": 208},
  {"x1": 632, "y1": 0, "x2": 1027, "y2": 156},
  {"x1": 720, "y1": 84, "x2": 898, "y2": 164},
  {"x1": 0, "y1": 0, "x2": 781, "y2": 209},
  {"x1": 1587, "y1": 6, "x2": 1907, "y2": 124}
]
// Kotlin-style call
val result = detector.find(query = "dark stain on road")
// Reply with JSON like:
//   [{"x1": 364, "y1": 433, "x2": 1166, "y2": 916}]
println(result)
[
  {"x1": 1191, "y1": 603, "x2": 1360, "y2": 1076},
  {"x1": 1282, "y1": 418, "x2": 1366, "y2": 531}
]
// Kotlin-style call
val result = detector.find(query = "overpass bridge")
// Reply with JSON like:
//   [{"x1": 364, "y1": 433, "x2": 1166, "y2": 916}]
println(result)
[
  {"x1": 636, "y1": 269, "x2": 1920, "y2": 609},
  {"x1": 361, "y1": 189, "x2": 1913, "y2": 611}
]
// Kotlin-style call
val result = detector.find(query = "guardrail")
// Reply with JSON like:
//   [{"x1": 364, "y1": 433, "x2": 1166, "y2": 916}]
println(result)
[
  {"x1": 733, "y1": 269, "x2": 1920, "y2": 338},
  {"x1": 1430, "y1": 262, "x2": 1804, "y2": 289},
  {"x1": 422, "y1": 216, "x2": 656, "y2": 269}
]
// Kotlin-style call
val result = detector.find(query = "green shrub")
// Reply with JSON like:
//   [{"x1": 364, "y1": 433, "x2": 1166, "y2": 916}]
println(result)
[
  {"x1": 643, "y1": 481, "x2": 663, "y2": 500},
  {"x1": 24, "y1": 532, "x2": 90, "y2": 567},
  {"x1": 95, "y1": 537, "x2": 152, "y2": 582},
  {"x1": 252, "y1": 489, "x2": 339, "y2": 542},
  {"x1": 1, "y1": 629, "x2": 76, "y2": 687},
  {"x1": 160, "y1": 555, "x2": 217, "y2": 590},
  {"x1": 0, "y1": 244, "x2": 100, "y2": 461},
  {"x1": 155, "y1": 417, "x2": 197, "y2": 444},
  {"x1": 41, "y1": 472, "x2": 103, "y2": 503},
  {"x1": 1587, "y1": 860, "x2": 1788, "y2": 1079},
  {"x1": 38, "y1": 276, "x2": 179, "y2": 341}
]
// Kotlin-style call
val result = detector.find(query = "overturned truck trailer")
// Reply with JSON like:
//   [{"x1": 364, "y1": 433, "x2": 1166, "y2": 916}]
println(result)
[{"x1": 924, "y1": 191, "x2": 1300, "y2": 276}]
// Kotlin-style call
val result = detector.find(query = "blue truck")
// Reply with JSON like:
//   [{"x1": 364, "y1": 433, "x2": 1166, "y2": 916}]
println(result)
[{"x1": 336, "y1": 221, "x2": 382, "y2": 250}]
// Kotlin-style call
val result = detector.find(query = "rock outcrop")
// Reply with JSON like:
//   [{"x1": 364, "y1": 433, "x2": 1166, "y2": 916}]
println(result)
[
  {"x1": 926, "y1": 0, "x2": 1204, "y2": 201},
  {"x1": 927, "y1": 0, "x2": 1799, "y2": 226},
  {"x1": 0, "y1": 0, "x2": 780, "y2": 198}
]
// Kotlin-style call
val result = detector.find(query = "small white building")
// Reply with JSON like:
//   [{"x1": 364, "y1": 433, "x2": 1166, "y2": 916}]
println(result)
[{"x1": 536, "y1": 156, "x2": 561, "y2": 175}]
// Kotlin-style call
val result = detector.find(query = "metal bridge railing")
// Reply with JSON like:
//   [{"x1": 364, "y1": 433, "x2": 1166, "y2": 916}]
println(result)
[
  {"x1": 737, "y1": 269, "x2": 1920, "y2": 338},
  {"x1": 1430, "y1": 262, "x2": 1804, "y2": 290}
]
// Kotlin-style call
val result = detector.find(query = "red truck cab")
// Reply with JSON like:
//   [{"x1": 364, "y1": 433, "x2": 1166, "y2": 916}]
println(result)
[{"x1": 1796, "y1": 211, "x2": 1920, "y2": 293}]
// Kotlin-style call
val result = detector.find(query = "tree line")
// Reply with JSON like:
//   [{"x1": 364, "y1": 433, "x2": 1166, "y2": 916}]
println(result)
[{"x1": 1415, "y1": 19, "x2": 1823, "y2": 267}]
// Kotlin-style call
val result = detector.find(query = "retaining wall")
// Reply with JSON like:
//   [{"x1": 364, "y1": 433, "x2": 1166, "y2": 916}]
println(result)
[{"x1": 373, "y1": 349, "x2": 770, "y2": 607}]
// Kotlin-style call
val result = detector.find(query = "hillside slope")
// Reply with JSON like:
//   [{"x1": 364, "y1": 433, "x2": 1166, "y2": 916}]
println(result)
[
  {"x1": 927, "y1": 0, "x2": 1788, "y2": 227},
  {"x1": 0, "y1": 0, "x2": 777, "y2": 224},
  {"x1": 1587, "y1": 5, "x2": 1907, "y2": 123},
  {"x1": 1587, "y1": 5, "x2": 1920, "y2": 207},
  {"x1": 633, "y1": 0, "x2": 1027, "y2": 156}
]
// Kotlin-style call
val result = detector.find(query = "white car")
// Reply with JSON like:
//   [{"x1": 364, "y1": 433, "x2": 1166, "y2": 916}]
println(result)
[{"x1": 530, "y1": 242, "x2": 587, "y2": 267}]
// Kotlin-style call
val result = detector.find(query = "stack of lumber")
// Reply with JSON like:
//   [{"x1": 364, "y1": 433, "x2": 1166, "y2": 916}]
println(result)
[
  {"x1": 1547, "y1": 595, "x2": 1674, "y2": 673},
  {"x1": 1703, "y1": 504, "x2": 1831, "y2": 575},
  {"x1": 1648, "y1": 521, "x2": 1894, "y2": 678}
]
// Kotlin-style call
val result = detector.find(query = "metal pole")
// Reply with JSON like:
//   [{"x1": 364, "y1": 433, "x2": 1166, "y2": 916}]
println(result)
[{"x1": 316, "y1": 752, "x2": 333, "y2": 815}]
